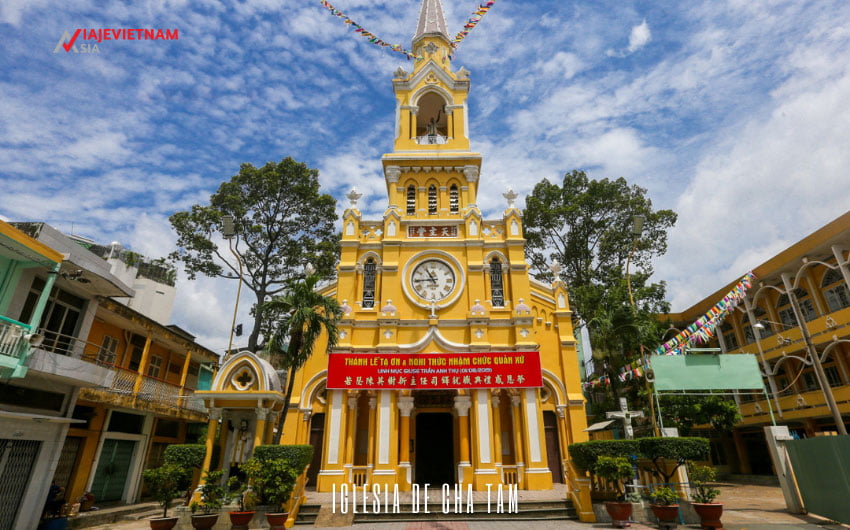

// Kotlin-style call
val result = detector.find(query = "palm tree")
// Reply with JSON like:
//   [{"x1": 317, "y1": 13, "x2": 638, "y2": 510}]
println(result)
[{"x1": 263, "y1": 274, "x2": 341, "y2": 444}]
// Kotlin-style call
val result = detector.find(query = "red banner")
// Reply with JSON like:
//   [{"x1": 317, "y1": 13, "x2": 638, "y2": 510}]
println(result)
[{"x1": 327, "y1": 351, "x2": 542, "y2": 390}]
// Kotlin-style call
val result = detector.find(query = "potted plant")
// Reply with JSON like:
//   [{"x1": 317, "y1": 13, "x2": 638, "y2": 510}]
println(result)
[
  {"x1": 189, "y1": 469, "x2": 224, "y2": 530},
  {"x1": 593, "y1": 455, "x2": 636, "y2": 528},
  {"x1": 242, "y1": 457, "x2": 300, "y2": 530},
  {"x1": 689, "y1": 464, "x2": 722, "y2": 529},
  {"x1": 226, "y1": 476, "x2": 255, "y2": 529},
  {"x1": 141, "y1": 464, "x2": 185, "y2": 530},
  {"x1": 648, "y1": 486, "x2": 679, "y2": 528}
]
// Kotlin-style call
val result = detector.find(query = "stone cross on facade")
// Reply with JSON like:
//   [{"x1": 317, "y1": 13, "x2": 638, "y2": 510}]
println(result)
[{"x1": 606, "y1": 397, "x2": 644, "y2": 439}]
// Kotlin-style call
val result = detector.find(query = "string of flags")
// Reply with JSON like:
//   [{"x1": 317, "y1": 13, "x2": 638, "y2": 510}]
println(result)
[
  {"x1": 318, "y1": 1, "x2": 422, "y2": 60},
  {"x1": 317, "y1": 1, "x2": 498, "y2": 61},
  {"x1": 582, "y1": 359, "x2": 646, "y2": 390},
  {"x1": 582, "y1": 271, "x2": 757, "y2": 389},
  {"x1": 452, "y1": 1, "x2": 497, "y2": 47},
  {"x1": 654, "y1": 271, "x2": 756, "y2": 356}
]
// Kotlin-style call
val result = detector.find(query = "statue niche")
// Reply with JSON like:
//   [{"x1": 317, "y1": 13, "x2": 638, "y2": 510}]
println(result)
[{"x1": 416, "y1": 92, "x2": 448, "y2": 144}]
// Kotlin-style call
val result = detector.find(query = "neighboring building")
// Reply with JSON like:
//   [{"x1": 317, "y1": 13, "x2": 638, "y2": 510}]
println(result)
[
  {"x1": 668, "y1": 211, "x2": 850, "y2": 474},
  {"x1": 0, "y1": 221, "x2": 217, "y2": 526},
  {"x1": 275, "y1": 0, "x2": 588, "y2": 492},
  {"x1": 0, "y1": 220, "x2": 122, "y2": 530}
]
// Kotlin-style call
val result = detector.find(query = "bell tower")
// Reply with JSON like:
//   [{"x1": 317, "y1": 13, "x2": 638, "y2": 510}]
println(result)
[{"x1": 382, "y1": 0, "x2": 482, "y2": 221}]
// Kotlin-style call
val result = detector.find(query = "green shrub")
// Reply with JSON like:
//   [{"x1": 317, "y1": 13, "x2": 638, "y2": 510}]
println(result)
[
  {"x1": 163, "y1": 444, "x2": 206, "y2": 469},
  {"x1": 689, "y1": 464, "x2": 720, "y2": 504},
  {"x1": 638, "y1": 437, "x2": 709, "y2": 483},
  {"x1": 143, "y1": 463, "x2": 185, "y2": 518},
  {"x1": 568, "y1": 439, "x2": 640, "y2": 472},
  {"x1": 253, "y1": 445, "x2": 314, "y2": 473},
  {"x1": 593, "y1": 456, "x2": 634, "y2": 500},
  {"x1": 192, "y1": 469, "x2": 224, "y2": 514},
  {"x1": 242, "y1": 457, "x2": 300, "y2": 512},
  {"x1": 649, "y1": 486, "x2": 679, "y2": 506}
]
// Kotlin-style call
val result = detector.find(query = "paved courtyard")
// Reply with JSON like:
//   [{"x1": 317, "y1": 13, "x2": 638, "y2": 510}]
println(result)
[{"x1": 80, "y1": 481, "x2": 848, "y2": 529}]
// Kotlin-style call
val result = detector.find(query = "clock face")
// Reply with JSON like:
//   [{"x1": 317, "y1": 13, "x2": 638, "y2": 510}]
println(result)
[{"x1": 411, "y1": 260, "x2": 456, "y2": 301}]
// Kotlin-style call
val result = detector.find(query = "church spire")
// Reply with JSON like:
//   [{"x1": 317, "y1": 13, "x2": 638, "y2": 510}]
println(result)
[{"x1": 413, "y1": 0, "x2": 450, "y2": 45}]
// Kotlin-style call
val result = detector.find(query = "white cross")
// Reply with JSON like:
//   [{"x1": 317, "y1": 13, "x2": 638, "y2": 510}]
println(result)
[{"x1": 606, "y1": 397, "x2": 644, "y2": 439}]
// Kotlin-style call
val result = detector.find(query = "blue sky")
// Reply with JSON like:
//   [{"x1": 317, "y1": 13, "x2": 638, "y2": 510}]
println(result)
[{"x1": 2, "y1": 1, "x2": 850, "y2": 353}]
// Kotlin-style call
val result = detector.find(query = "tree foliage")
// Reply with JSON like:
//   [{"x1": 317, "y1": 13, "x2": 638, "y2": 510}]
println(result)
[
  {"x1": 658, "y1": 394, "x2": 742, "y2": 437},
  {"x1": 263, "y1": 275, "x2": 341, "y2": 443},
  {"x1": 523, "y1": 169, "x2": 677, "y2": 323},
  {"x1": 169, "y1": 157, "x2": 339, "y2": 351}
]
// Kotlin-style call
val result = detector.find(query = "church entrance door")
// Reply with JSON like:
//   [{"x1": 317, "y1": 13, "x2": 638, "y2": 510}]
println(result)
[{"x1": 414, "y1": 412, "x2": 454, "y2": 485}]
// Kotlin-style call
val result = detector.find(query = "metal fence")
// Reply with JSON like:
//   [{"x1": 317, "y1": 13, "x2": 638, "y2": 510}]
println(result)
[{"x1": 785, "y1": 435, "x2": 850, "y2": 524}]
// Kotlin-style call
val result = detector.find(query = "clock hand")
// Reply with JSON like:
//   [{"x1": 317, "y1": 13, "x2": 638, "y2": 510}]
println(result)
[{"x1": 427, "y1": 270, "x2": 438, "y2": 284}]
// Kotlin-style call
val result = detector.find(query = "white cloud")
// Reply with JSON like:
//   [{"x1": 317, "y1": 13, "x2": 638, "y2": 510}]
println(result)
[{"x1": 628, "y1": 19, "x2": 652, "y2": 53}]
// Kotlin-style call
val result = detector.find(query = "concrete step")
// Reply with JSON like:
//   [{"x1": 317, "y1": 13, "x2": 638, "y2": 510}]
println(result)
[
  {"x1": 68, "y1": 502, "x2": 163, "y2": 528},
  {"x1": 346, "y1": 500, "x2": 576, "y2": 523},
  {"x1": 122, "y1": 508, "x2": 165, "y2": 521}
]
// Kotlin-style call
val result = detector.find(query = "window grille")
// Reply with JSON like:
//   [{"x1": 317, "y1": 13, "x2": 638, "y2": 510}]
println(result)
[
  {"x1": 362, "y1": 259, "x2": 376, "y2": 309},
  {"x1": 450, "y1": 185, "x2": 459, "y2": 213},
  {"x1": 428, "y1": 185, "x2": 437, "y2": 214},
  {"x1": 490, "y1": 259, "x2": 504, "y2": 307}
]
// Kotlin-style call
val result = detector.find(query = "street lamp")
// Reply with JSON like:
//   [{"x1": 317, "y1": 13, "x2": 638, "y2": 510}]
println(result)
[
  {"x1": 626, "y1": 215, "x2": 645, "y2": 308},
  {"x1": 624, "y1": 214, "x2": 658, "y2": 435},
  {"x1": 222, "y1": 214, "x2": 244, "y2": 358}
]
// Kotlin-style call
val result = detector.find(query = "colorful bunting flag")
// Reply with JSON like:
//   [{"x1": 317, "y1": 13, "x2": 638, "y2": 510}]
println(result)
[
  {"x1": 317, "y1": 1, "x2": 498, "y2": 62},
  {"x1": 653, "y1": 271, "x2": 756, "y2": 356},
  {"x1": 318, "y1": 1, "x2": 423, "y2": 61}
]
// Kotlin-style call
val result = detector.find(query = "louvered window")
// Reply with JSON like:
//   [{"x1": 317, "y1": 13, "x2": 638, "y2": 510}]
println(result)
[
  {"x1": 450, "y1": 185, "x2": 459, "y2": 213},
  {"x1": 406, "y1": 186, "x2": 416, "y2": 215},
  {"x1": 428, "y1": 185, "x2": 437, "y2": 214}
]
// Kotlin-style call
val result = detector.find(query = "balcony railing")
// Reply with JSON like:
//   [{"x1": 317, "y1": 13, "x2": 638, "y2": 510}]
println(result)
[
  {"x1": 37, "y1": 329, "x2": 116, "y2": 367},
  {"x1": 37, "y1": 329, "x2": 207, "y2": 414},
  {"x1": 0, "y1": 316, "x2": 31, "y2": 372}
]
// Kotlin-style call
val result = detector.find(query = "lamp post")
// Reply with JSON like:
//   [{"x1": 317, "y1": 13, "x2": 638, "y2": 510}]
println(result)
[
  {"x1": 623, "y1": 214, "x2": 658, "y2": 435},
  {"x1": 753, "y1": 282, "x2": 848, "y2": 436},
  {"x1": 625, "y1": 214, "x2": 645, "y2": 308},
  {"x1": 222, "y1": 215, "x2": 244, "y2": 358}
]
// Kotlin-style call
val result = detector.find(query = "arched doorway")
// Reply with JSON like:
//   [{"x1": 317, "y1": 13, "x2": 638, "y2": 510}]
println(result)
[
  {"x1": 306, "y1": 413, "x2": 325, "y2": 489},
  {"x1": 543, "y1": 411, "x2": 563, "y2": 483}
]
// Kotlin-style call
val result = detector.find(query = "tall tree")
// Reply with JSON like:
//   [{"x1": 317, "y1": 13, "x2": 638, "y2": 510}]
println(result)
[
  {"x1": 169, "y1": 157, "x2": 339, "y2": 352},
  {"x1": 263, "y1": 275, "x2": 341, "y2": 443},
  {"x1": 523, "y1": 170, "x2": 677, "y2": 323}
]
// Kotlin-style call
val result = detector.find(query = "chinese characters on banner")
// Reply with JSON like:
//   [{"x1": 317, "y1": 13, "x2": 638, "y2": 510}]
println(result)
[
  {"x1": 327, "y1": 351, "x2": 542, "y2": 389},
  {"x1": 407, "y1": 225, "x2": 458, "y2": 238}
]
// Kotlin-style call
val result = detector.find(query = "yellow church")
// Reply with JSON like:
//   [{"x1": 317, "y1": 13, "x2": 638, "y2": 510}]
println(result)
[{"x1": 201, "y1": 0, "x2": 589, "y2": 493}]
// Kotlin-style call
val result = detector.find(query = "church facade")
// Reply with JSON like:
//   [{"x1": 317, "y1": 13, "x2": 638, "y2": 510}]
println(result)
[{"x1": 281, "y1": 0, "x2": 589, "y2": 492}]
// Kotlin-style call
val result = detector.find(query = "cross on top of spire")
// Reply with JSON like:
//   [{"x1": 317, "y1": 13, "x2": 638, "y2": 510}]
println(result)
[{"x1": 413, "y1": 0, "x2": 450, "y2": 44}]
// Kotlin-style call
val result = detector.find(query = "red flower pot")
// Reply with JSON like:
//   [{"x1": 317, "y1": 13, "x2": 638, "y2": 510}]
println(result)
[
  {"x1": 228, "y1": 510, "x2": 255, "y2": 529},
  {"x1": 149, "y1": 517, "x2": 178, "y2": 530},
  {"x1": 650, "y1": 504, "x2": 679, "y2": 528},
  {"x1": 190, "y1": 513, "x2": 219, "y2": 530},
  {"x1": 266, "y1": 512, "x2": 289, "y2": 530},
  {"x1": 693, "y1": 502, "x2": 723, "y2": 529},
  {"x1": 604, "y1": 501, "x2": 633, "y2": 528}
]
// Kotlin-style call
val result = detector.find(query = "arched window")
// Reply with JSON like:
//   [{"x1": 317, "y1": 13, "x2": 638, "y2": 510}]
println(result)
[
  {"x1": 406, "y1": 185, "x2": 416, "y2": 215},
  {"x1": 822, "y1": 268, "x2": 850, "y2": 312},
  {"x1": 362, "y1": 258, "x2": 376, "y2": 309},
  {"x1": 490, "y1": 258, "x2": 504, "y2": 307},
  {"x1": 450, "y1": 184, "x2": 459, "y2": 213},
  {"x1": 776, "y1": 287, "x2": 816, "y2": 326},
  {"x1": 428, "y1": 185, "x2": 437, "y2": 214}
]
